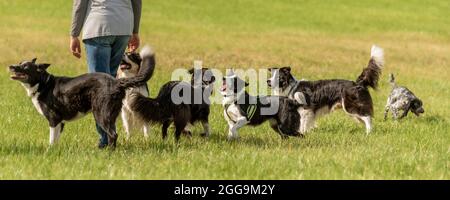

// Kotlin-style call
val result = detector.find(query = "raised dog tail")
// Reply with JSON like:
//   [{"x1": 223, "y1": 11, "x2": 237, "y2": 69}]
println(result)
[
  {"x1": 388, "y1": 73, "x2": 396, "y2": 88},
  {"x1": 118, "y1": 45, "x2": 155, "y2": 89},
  {"x1": 356, "y1": 45, "x2": 384, "y2": 89}
]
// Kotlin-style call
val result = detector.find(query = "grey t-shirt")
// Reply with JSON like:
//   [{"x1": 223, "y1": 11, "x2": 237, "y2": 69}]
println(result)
[{"x1": 71, "y1": 0, "x2": 142, "y2": 40}]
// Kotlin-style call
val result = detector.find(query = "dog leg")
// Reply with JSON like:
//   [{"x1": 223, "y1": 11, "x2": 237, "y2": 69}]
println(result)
[
  {"x1": 399, "y1": 109, "x2": 409, "y2": 119},
  {"x1": 121, "y1": 110, "x2": 131, "y2": 140},
  {"x1": 200, "y1": 121, "x2": 211, "y2": 137},
  {"x1": 384, "y1": 100, "x2": 391, "y2": 121},
  {"x1": 303, "y1": 111, "x2": 316, "y2": 133},
  {"x1": 182, "y1": 123, "x2": 193, "y2": 137},
  {"x1": 95, "y1": 111, "x2": 119, "y2": 149},
  {"x1": 268, "y1": 119, "x2": 288, "y2": 139},
  {"x1": 398, "y1": 103, "x2": 411, "y2": 119},
  {"x1": 142, "y1": 124, "x2": 149, "y2": 138},
  {"x1": 49, "y1": 123, "x2": 62, "y2": 145},
  {"x1": 174, "y1": 120, "x2": 188, "y2": 142},
  {"x1": 162, "y1": 120, "x2": 171, "y2": 140},
  {"x1": 392, "y1": 108, "x2": 399, "y2": 120},
  {"x1": 226, "y1": 120, "x2": 235, "y2": 140},
  {"x1": 228, "y1": 117, "x2": 248, "y2": 140},
  {"x1": 360, "y1": 116, "x2": 372, "y2": 135}
]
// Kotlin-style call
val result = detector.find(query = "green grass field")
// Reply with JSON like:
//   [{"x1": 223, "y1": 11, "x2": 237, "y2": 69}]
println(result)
[{"x1": 0, "y1": 0, "x2": 449, "y2": 179}]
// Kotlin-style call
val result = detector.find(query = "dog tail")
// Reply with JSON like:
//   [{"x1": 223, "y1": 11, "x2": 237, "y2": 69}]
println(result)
[
  {"x1": 388, "y1": 73, "x2": 396, "y2": 88},
  {"x1": 118, "y1": 45, "x2": 155, "y2": 89},
  {"x1": 356, "y1": 45, "x2": 384, "y2": 89},
  {"x1": 128, "y1": 92, "x2": 164, "y2": 122}
]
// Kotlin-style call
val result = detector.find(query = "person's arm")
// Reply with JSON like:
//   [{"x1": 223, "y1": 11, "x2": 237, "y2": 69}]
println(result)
[
  {"x1": 131, "y1": 0, "x2": 142, "y2": 34},
  {"x1": 70, "y1": 0, "x2": 89, "y2": 58},
  {"x1": 129, "y1": 0, "x2": 142, "y2": 51}
]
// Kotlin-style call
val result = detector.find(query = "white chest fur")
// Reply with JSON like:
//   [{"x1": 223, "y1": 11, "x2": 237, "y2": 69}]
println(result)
[{"x1": 22, "y1": 83, "x2": 44, "y2": 116}]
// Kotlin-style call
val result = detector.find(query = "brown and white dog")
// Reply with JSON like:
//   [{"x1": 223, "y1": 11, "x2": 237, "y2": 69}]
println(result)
[
  {"x1": 117, "y1": 51, "x2": 150, "y2": 139},
  {"x1": 267, "y1": 45, "x2": 384, "y2": 134}
]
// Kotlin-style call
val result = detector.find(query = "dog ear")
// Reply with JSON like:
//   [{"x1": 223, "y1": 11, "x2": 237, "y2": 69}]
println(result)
[
  {"x1": 37, "y1": 63, "x2": 51, "y2": 70},
  {"x1": 210, "y1": 75, "x2": 216, "y2": 83},
  {"x1": 268, "y1": 67, "x2": 279, "y2": 72},
  {"x1": 31, "y1": 58, "x2": 37, "y2": 64},
  {"x1": 412, "y1": 98, "x2": 423, "y2": 107},
  {"x1": 281, "y1": 67, "x2": 291, "y2": 72}
]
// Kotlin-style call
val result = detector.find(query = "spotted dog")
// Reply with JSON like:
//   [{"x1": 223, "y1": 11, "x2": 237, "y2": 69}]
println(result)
[{"x1": 384, "y1": 73, "x2": 424, "y2": 120}]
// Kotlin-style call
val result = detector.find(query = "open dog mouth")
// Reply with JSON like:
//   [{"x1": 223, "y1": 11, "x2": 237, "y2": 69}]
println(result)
[
  {"x1": 220, "y1": 86, "x2": 227, "y2": 93},
  {"x1": 220, "y1": 82, "x2": 227, "y2": 92},
  {"x1": 9, "y1": 69, "x2": 27, "y2": 80},
  {"x1": 120, "y1": 63, "x2": 132, "y2": 70}
]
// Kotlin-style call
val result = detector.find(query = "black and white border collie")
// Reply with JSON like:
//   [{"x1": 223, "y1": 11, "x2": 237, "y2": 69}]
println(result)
[
  {"x1": 117, "y1": 51, "x2": 150, "y2": 139},
  {"x1": 128, "y1": 68, "x2": 215, "y2": 141},
  {"x1": 8, "y1": 46, "x2": 155, "y2": 148},
  {"x1": 220, "y1": 71, "x2": 306, "y2": 140},
  {"x1": 267, "y1": 45, "x2": 384, "y2": 134}
]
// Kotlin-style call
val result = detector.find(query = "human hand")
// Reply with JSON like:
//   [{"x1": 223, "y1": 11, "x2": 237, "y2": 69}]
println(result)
[
  {"x1": 70, "y1": 36, "x2": 81, "y2": 59},
  {"x1": 128, "y1": 34, "x2": 140, "y2": 52}
]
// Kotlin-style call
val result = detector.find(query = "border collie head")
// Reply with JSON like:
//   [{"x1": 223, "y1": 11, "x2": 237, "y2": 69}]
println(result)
[
  {"x1": 267, "y1": 67, "x2": 294, "y2": 90},
  {"x1": 410, "y1": 98, "x2": 424, "y2": 116},
  {"x1": 188, "y1": 68, "x2": 215, "y2": 87},
  {"x1": 117, "y1": 52, "x2": 142, "y2": 78},
  {"x1": 220, "y1": 71, "x2": 248, "y2": 98},
  {"x1": 9, "y1": 58, "x2": 50, "y2": 85}
]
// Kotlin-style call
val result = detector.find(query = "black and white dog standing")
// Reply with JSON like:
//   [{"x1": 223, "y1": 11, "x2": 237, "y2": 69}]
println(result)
[
  {"x1": 8, "y1": 46, "x2": 155, "y2": 148},
  {"x1": 117, "y1": 51, "x2": 150, "y2": 139},
  {"x1": 221, "y1": 71, "x2": 306, "y2": 140},
  {"x1": 267, "y1": 45, "x2": 384, "y2": 134},
  {"x1": 129, "y1": 67, "x2": 215, "y2": 141},
  {"x1": 384, "y1": 73, "x2": 424, "y2": 120}
]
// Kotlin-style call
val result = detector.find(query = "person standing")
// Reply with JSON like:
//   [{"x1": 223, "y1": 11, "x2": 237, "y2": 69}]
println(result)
[{"x1": 70, "y1": 0, "x2": 142, "y2": 148}]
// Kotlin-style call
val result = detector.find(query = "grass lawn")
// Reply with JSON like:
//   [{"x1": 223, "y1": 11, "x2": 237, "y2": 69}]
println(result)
[{"x1": 0, "y1": 0, "x2": 449, "y2": 179}]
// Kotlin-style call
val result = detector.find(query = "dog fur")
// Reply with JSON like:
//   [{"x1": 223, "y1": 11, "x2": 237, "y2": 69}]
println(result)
[
  {"x1": 8, "y1": 46, "x2": 155, "y2": 148},
  {"x1": 221, "y1": 71, "x2": 306, "y2": 140},
  {"x1": 267, "y1": 45, "x2": 384, "y2": 134},
  {"x1": 128, "y1": 68, "x2": 215, "y2": 141},
  {"x1": 117, "y1": 51, "x2": 150, "y2": 139},
  {"x1": 384, "y1": 73, "x2": 424, "y2": 120}
]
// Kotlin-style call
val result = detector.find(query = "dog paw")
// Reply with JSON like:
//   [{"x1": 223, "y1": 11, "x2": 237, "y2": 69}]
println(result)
[
  {"x1": 227, "y1": 136, "x2": 239, "y2": 141},
  {"x1": 97, "y1": 143, "x2": 108, "y2": 149},
  {"x1": 182, "y1": 130, "x2": 192, "y2": 137},
  {"x1": 200, "y1": 132, "x2": 210, "y2": 138}
]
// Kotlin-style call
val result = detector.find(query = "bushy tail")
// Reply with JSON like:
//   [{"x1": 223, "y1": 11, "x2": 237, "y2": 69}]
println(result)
[
  {"x1": 356, "y1": 45, "x2": 384, "y2": 89},
  {"x1": 118, "y1": 45, "x2": 155, "y2": 89},
  {"x1": 129, "y1": 92, "x2": 163, "y2": 122},
  {"x1": 388, "y1": 73, "x2": 396, "y2": 88}
]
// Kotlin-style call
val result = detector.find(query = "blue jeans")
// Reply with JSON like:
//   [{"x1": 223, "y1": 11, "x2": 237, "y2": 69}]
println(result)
[{"x1": 84, "y1": 35, "x2": 130, "y2": 146}]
